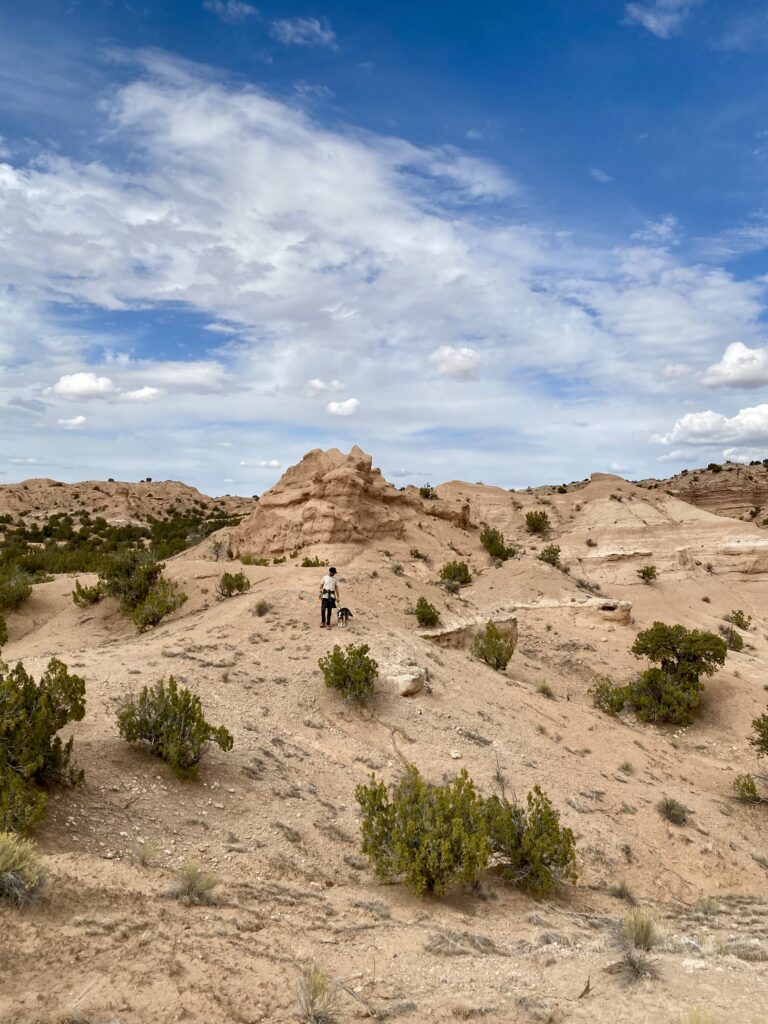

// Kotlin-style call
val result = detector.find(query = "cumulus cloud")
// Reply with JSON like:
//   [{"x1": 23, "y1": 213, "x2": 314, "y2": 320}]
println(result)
[
  {"x1": 58, "y1": 415, "x2": 87, "y2": 429},
  {"x1": 702, "y1": 342, "x2": 768, "y2": 390},
  {"x1": 49, "y1": 372, "x2": 115, "y2": 399},
  {"x1": 121, "y1": 386, "x2": 166, "y2": 402},
  {"x1": 327, "y1": 398, "x2": 359, "y2": 416},
  {"x1": 271, "y1": 17, "x2": 336, "y2": 48},
  {"x1": 625, "y1": 0, "x2": 698, "y2": 38},
  {"x1": 428, "y1": 346, "x2": 481, "y2": 380},
  {"x1": 656, "y1": 404, "x2": 768, "y2": 446}
]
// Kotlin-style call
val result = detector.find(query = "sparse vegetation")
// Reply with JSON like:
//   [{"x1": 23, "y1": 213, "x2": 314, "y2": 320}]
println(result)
[
  {"x1": 637, "y1": 564, "x2": 658, "y2": 584},
  {"x1": 410, "y1": 547, "x2": 428, "y2": 561},
  {"x1": 218, "y1": 571, "x2": 251, "y2": 597},
  {"x1": 719, "y1": 624, "x2": 744, "y2": 651},
  {"x1": 391, "y1": 562, "x2": 405, "y2": 575},
  {"x1": 319, "y1": 643, "x2": 377, "y2": 703},
  {"x1": 479, "y1": 526, "x2": 516, "y2": 561},
  {"x1": 131, "y1": 577, "x2": 188, "y2": 631},
  {"x1": 537, "y1": 544, "x2": 561, "y2": 567},
  {"x1": 116, "y1": 676, "x2": 234, "y2": 779},
  {"x1": 301, "y1": 556, "x2": 328, "y2": 568},
  {"x1": 168, "y1": 861, "x2": 219, "y2": 904},
  {"x1": 71, "y1": 579, "x2": 102, "y2": 607},
  {"x1": 472, "y1": 621, "x2": 515, "y2": 671},
  {"x1": 0, "y1": 832, "x2": 45, "y2": 906},
  {"x1": 0, "y1": 658, "x2": 86, "y2": 833},
  {"x1": 525, "y1": 510, "x2": 550, "y2": 535},
  {"x1": 254, "y1": 599, "x2": 271, "y2": 616},
  {"x1": 658, "y1": 796, "x2": 688, "y2": 826},
  {"x1": 585, "y1": 537, "x2": 597, "y2": 547},
  {"x1": 419, "y1": 484, "x2": 438, "y2": 500},
  {"x1": 725, "y1": 609, "x2": 751, "y2": 631},
  {"x1": 439, "y1": 560, "x2": 471, "y2": 586},
  {"x1": 296, "y1": 963, "x2": 339, "y2": 1024},
  {"x1": 536, "y1": 681, "x2": 556, "y2": 699},
  {"x1": 415, "y1": 596, "x2": 440, "y2": 628},
  {"x1": 355, "y1": 766, "x2": 490, "y2": 896},
  {"x1": 622, "y1": 907, "x2": 657, "y2": 950},
  {"x1": 240, "y1": 552, "x2": 269, "y2": 566}
]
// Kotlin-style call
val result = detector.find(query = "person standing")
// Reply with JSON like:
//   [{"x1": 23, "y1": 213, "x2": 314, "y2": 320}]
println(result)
[{"x1": 319, "y1": 567, "x2": 339, "y2": 628}]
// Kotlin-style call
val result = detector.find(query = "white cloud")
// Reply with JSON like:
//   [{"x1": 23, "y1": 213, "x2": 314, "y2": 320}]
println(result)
[
  {"x1": 702, "y1": 342, "x2": 768, "y2": 390},
  {"x1": 203, "y1": 1, "x2": 258, "y2": 21},
  {"x1": 661, "y1": 362, "x2": 691, "y2": 380},
  {"x1": 49, "y1": 372, "x2": 115, "y2": 399},
  {"x1": 58, "y1": 415, "x2": 87, "y2": 429},
  {"x1": 327, "y1": 398, "x2": 359, "y2": 416},
  {"x1": 121, "y1": 386, "x2": 166, "y2": 402},
  {"x1": 307, "y1": 378, "x2": 344, "y2": 393},
  {"x1": 428, "y1": 346, "x2": 481, "y2": 380},
  {"x1": 589, "y1": 168, "x2": 612, "y2": 183},
  {"x1": 239, "y1": 458, "x2": 281, "y2": 467},
  {"x1": 625, "y1": 0, "x2": 698, "y2": 38},
  {"x1": 271, "y1": 17, "x2": 336, "y2": 48},
  {"x1": 657, "y1": 403, "x2": 768, "y2": 446},
  {"x1": 632, "y1": 214, "x2": 679, "y2": 244}
]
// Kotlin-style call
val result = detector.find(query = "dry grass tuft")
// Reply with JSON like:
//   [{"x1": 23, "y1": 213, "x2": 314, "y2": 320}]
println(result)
[
  {"x1": 0, "y1": 832, "x2": 45, "y2": 907},
  {"x1": 296, "y1": 964, "x2": 339, "y2": 1024},
  {"x1": 425, "y1": 930, "x2": 502, "y2": 956},
  {"x1": 622, "y1": 908, "x2": 657, "y2": 950},
  {"x1": 658, "y1": 796, "x2": 688, "y2": 826},
  {"x1": 167, "y1": 861, "x2": 219, "y2": 904},
  {"x1": 609, "y1": 946, "x2": 660, "y2": 984}
]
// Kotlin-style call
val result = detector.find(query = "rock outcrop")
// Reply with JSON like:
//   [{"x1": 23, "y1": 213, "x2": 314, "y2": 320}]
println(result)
[{"x1": 230, "y1": 447, "x2": 424, "y2": 555}]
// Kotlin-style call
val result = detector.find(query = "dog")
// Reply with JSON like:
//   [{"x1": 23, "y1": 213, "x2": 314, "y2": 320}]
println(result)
[{"x1": 337, "y1": 607, "x2": 353, "y2": 627}]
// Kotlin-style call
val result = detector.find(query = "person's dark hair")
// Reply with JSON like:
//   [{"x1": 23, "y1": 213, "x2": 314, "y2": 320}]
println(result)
[{"x1": 329, "y1": 567, "x2": 337, "y2": 575}]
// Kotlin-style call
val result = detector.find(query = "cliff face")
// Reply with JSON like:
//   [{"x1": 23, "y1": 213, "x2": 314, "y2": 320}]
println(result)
[
  {"x1": 229, "y1": 446, "x2": 472, "y2": 555},
  {"x1": 640, "y1": 461, "x2": 768, "y2": 524}
]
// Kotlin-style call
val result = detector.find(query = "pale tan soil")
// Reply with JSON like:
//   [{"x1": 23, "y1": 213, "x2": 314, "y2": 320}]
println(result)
[
  {"x1": 2, "y1": 455, "x2": 768, "y2": 1023},
  {"x1": 638, "y1": 460, "x2": 768, "y2": 524}
]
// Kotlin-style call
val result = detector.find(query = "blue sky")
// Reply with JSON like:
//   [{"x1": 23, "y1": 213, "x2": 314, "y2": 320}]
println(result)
[{"x1": 2, "y1": 0, "x2": 768, "y2": 493}]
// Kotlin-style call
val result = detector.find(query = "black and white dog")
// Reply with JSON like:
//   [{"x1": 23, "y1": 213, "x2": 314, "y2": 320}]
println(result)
[{"x1": 337, "y1": 607, "x2": 353, "y2": 627}]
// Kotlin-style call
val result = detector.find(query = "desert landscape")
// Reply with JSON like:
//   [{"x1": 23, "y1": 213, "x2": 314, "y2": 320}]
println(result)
[{"x1": 2, "y1": 446, "x2": 768, "y2": 1024}]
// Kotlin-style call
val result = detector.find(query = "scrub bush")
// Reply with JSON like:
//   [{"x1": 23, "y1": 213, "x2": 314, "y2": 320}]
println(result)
[
  {"x1": 637, "y1": 565, "x2": 658, "y2": 584},
  {"x1": 131, "y1": 578, "x2": 188, "y2": 631},
  {"x1": 439, "y1": 561, "x2": 471, "y2": 585},
  {"x1": 218, "y1": 571, "x2": 251, "y2": 597},
  {"x1": 480, "y1": 526, "x2": 516, "y2": 561},
  {"x1": 537, "y1": 544, "x2": 561, "y2": 567},
  {"x1": 472, "y1": 621, "x2": 515, "y2": 671},
  {"x1": 719, "y1": 624, "x2": 744, "y2": 651},
  {"x1": 0, "y1": 571, "x2": 32, "y2": 611},
  {"x1": 319, "y1": 643, "x2": 377, "y2": 703},
  {"x1": 725, "y1": 609, "x2": 751, "y2": 631},
  {"x1": 72, "y1": 579, "x2": 103, "y2": 608},
  {"x1": 415, "y1": 596, "x2": 440, "y2": 628},
  {"x1": 116, "y1": 676, "x2": 233, "y2": 779},
  {"x1": 0, "y1": 832, "x2": 45, "y2": 906},
  {"x1": 525, "y1": 511, "x2": 550, "y2": 535}
]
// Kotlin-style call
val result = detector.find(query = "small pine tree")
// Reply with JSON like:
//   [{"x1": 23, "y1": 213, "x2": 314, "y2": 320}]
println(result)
[
  {"x1": 355, "y1": 766, "x2": 490, "y2": 896},
  {"x1": 415, "y1": 596, "x2": 440, "y2": 628},
  {"x1": 472, "y1": 622, "x2": 515, "y2": 671},
  {"x1": 439, "y1": 561, "x2": 471, "y2": 585},
  {"x1": 525, "y1": 510, "x2": 550, "y2": 535},
  {"x1": 319, "y1": 644, "x2": 378, "y2": 702},
  {"x1": 537, "y1": 544, "x2": 561, "y2": 567},
  {"x1": 0, "y1": 658, "x2": 86, "y2": 832},
  {"x1": 116, "y1": 677, "x2": 233, "y2": 779},
  {"x1": 480, "y1": 526, "x2": 516, "y2": 561}
]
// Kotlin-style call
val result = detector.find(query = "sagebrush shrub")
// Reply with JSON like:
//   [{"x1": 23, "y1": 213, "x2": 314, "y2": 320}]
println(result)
[
  {"x1": 623, "y1": 908, "x2": 657, "y2": 950},
  {"x1": 0, "y1": 833, "x2": 45, "y2": 906},
  {"x1": 637, "y1": 565, "x2": 658, "y2": 583},
  {"x1": 472, "y1": 622, "x2": 515, "y2": 671},
  {"x1": 0, "y1": 658, "x2": 86, "y2": 832},
  {"x1": 297, "y1": 964, "x2": 339, "y2": 1024},
  {"x1": 116, "y1": 676, "x2": 233, "y2": 779},
  {"x1": 356, "y1": 766, "x2": 490, "y2": 896},
  {"x1": 72, "y1": 579, "x2": 102, "y2": 608},
  {"x1": 480, "y1": 526, "x2": 515, "y2": 561},
  {"x1": 0, "y1": 570, "x2": 32, "y2": 611},
  {"x1": 658, "y1": 796, "x2": 688, "y2": 825},
  {"x1": 131, "y1": 578, "x2": 188, "y2": 631},
  {"x1": 218, "y1": 571, "x2": 251, "y2": 597},
  {"x1": 537, "y1": 544, "x2": 561, "y2": 567},
  {"x1": 525, "y1": 510, "x2": 550, "y2": 535},
  {"x1": 319, "y1": 643, "x2": 377, "y2": 703},
  {"x1": 415, "y1": 596, "x2": 440, "y2": 628},
  {"x1": 419, "y1": 484, "x2": 437, "y2": 500},
  {"x1": 168, "y1": 860, "x2": 219, "y2": 904},
  {"x1": 439, "y1": 561, "x2": 471, "y2": 585}
]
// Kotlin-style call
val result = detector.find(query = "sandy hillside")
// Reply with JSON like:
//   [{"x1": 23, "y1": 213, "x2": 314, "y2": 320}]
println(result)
[
  {"x1": 638, "y1": 460, "x2": 768, "y2": 524},
  {"x1": 3, "y1": 449, "x2": 768, "y2": 1023},
  {"x1": 0, "y1": 478, "x2": 253, "y2": 525}
]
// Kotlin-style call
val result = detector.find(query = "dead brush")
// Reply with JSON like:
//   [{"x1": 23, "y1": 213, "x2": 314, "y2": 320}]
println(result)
[
  {"x1": 425, "y1": 930, "x2": 502, "y2": 956},
  {"x1": 609, "y1": 880, "x2": 637, "y2": 906},
  {"x1": 296, "y1": 964, "x2": 339, "y2": 1024},
  {"x1": 167, "y1": 861, "x2": 219, "y2": 905},
  {"x1": 608, "y1": 946, "x2": 660, "y2": 984}
]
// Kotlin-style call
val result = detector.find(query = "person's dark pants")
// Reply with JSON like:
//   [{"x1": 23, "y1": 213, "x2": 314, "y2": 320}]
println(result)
[{"x1": 321, "y1": 598, "x2": 336, "y2": 626}]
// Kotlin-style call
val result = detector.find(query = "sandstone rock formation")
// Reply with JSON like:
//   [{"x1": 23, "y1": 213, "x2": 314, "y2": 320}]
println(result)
[{"x1": 230, "y1": 446, "x2": 472, "y2": 556}]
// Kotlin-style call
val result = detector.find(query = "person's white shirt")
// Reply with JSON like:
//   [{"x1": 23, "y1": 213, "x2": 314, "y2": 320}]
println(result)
[{"x1": 321, "y1": 574, "x2": 337, "y2": 595}]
